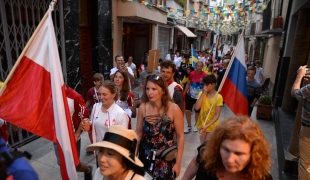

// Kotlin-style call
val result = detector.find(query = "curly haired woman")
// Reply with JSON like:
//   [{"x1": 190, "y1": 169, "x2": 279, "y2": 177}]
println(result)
[{"x1": 182, "y1": 116, "x2": 272, "y2": 180}]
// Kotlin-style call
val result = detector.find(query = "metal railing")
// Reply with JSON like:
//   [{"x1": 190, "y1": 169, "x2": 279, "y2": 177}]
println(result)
[{"x1": 0, "y1": 0, "x2": 65, "y2": 147}]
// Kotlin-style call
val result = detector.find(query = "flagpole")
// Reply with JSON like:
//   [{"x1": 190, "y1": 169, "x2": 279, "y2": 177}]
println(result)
[
  {"x1": 201, "y1": 30, "x2": 244, "y2": 127},
  {"x1": 0, "y1": 0, "x2": 58, "y2": 96},
  {"x1": 191, "y1": 44, "x2": 193, "y2": 57},
  {"x1": 217, "y1": 30, "x2": 244, "y2": 93}
]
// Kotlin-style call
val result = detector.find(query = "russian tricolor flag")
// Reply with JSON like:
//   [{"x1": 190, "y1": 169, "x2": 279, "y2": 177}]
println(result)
[{"x1": 219, "y1": 35, "x2": 248, "y2": 115}]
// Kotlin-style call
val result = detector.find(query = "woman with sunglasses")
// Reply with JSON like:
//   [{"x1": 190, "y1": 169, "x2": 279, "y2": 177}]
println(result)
[
  {"x1": 113, "y1": 70, "x2": 136, "y2": 129},
  {"x1": 136, "y1": 75, "x2": 184, "y2": 179},
  {"x1": 90, "y1": 80, "x2": 129, "y2": 146}
]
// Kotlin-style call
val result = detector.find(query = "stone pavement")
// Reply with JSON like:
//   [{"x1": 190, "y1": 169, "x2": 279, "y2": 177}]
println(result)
[{"x1": 18, "y1": 103, "x2": 279, "y2": 180}]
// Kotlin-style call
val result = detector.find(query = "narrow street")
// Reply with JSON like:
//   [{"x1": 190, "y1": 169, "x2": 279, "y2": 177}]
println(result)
[{"x1": 19, "y1": 103, "x2": 279, "y2": 180}]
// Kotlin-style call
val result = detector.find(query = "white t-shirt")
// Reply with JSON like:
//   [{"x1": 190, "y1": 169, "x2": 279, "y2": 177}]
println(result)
[
  {"x1": 110, "y1": 67, "x2": 134, "y2": 77},
  {"x1": 198, "y1": 56, "x2": 206, "y2": 64},
  {"x1": 125, "y1": 62, "x2": 136, "y2": 71},
  {"x1": 91, "y1": 102, "x2": 129, "y2": 143},
  {"x1": 174, "y1": 57, "x2": 183, "y2": 68},
  {"x1": 165, "y1": 54, "x2": 171, "y2": 60},
  {"x1": 254, "y1": 67, "x2": 264, "y2": 83},
  {"x1": 93, "y1": 168, "x2": 145, "y2": 180}
]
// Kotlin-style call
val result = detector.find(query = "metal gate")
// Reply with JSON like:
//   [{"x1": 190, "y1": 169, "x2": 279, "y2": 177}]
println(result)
[
  {"x1": 0, "y1": 0, "x2": 66, "y2": 147},
  {"x1": 158, "y1": 26, "x2": 170, "y2": 60}
]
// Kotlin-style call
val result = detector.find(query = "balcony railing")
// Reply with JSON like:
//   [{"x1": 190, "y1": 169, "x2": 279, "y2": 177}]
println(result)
[{"x1": 148, "y1": 0, "x2": 167, "y2": 7}]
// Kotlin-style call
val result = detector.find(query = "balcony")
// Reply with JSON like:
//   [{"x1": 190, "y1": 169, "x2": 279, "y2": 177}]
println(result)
[
  {"x1": 117, "y1": 0, "x2": 167, "y2": 24},
  {"x1": 148, "y1": 0, "x2": 167, "y2": 7},
  {"x1": 198, "y1": 0, "x2": 208, "y2": 6}
]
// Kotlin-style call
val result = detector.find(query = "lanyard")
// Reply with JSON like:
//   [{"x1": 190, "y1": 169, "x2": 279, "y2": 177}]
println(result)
[{"x1": 94, "y1": 88, "x2": 99, "y2": 102}]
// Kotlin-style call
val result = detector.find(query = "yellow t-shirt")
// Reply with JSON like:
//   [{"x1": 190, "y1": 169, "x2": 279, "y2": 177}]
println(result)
[
  {"x1": 196, "y1": 91, "x2": 223, "y2": 132},
  {"x1": 0, "y1": 81, "x2": 3, "y2": 88},
  {"x1": 203, "y1": 67, "x2": 216, "y2": 76},
  {"x1": 203, "y1": 66, "x2": 209, "y2": 73},
  {"x1": 180, "y1": 76, "x2": 188, "y2": 87}
]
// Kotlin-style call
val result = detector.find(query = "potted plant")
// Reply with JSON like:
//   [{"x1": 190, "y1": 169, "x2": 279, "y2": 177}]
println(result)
[{"x1": 256, "y1": 91, "x2": 273, "y2": 120}]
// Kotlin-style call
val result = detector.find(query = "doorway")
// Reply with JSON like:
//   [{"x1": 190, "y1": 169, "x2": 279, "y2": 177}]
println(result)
[{"x1": 123, "y1": 22, "x2": 150, "y2": 65}]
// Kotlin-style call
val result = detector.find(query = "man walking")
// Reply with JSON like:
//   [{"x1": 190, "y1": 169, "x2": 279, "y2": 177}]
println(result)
[
  {"x1": 216, "y1": 59, "x2": 229, "y2": 90},
  {"x1": 183, "y1": 61, "x2": 207, "y2": 133},
  {"x1": 160, "y1": 60, "x2": 184, "y2": 112},
  {"x1": 125, "y1": 56, "x2": 137, "y2": 79},
  {"x1": 110, "y1": 55, "x2": 134, "y2": 81},
  {"x1": 291, "y1": 65, "x2": 310, "y2": 179}
]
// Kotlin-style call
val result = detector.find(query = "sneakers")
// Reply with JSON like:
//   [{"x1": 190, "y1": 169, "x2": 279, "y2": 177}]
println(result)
[
  {"x1": 84, "y1": 165, "x2": 92, "y2": 180},
  {"x1": 184, "y1": 126, "x2": 192, "y2": 134},
  {"x1": 193, "y1": 126, "x2": 198, "y2": 132}
]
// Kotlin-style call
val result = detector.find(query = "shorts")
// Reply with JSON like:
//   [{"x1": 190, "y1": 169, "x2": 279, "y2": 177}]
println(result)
[{"x1": 185, "y1": 94, "x2": 197, "y2": 111}]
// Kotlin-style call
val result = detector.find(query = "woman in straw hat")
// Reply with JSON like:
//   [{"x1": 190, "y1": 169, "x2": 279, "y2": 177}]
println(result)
[
  {"x1": 87, "y1": 125, "x2": 145, "y2": 180},
  {"x1": 182, "y1": 116, "x2": 272, "y2": 180},
  {"x1": 136, "y1": 75, "x2": 184, "y2": 179}
]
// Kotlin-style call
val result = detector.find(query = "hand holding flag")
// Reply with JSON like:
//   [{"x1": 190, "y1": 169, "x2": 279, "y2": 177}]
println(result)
[
  {"x1": 218, "y1": 33, "x2": 248, "y2": 115},
  {"x1": 0, "y1": 7, "x2": 79, "y2": 180}
]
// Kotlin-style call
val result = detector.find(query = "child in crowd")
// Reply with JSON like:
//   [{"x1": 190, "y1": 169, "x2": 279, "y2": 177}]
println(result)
[
  {"x1": 194, "y1": 75, "x2": 223, "y2": 143},
  {"x1": 180, "y1": 66, "x2": 194, "y2": 89},
  {"x1": 247, "y1": 66, "x2": 262, "y2": 116},
  {"x1": 86, "y1": 73, "x2": 104, "y2": 112},
  {"x1": 85, "y1": 73, "x2": 104, "y2": 155},
  {"x1": 204, "y1": 64, "x2": 215, "y2": 76}
]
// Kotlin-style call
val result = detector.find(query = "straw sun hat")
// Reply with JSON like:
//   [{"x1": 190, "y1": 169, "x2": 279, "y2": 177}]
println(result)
[{"x1": 86, "y1": 125, "x2": 143, "y2": 167}]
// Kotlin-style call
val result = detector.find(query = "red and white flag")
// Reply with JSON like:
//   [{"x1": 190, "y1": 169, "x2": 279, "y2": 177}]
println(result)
[{"x1": 0, "y1": 10, "x2": 79, "y2": 179}]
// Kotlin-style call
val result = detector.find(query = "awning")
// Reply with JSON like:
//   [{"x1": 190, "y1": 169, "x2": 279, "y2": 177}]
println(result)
[{"x1": 176, "y1": 25, "x2": 196, "y2": 38}]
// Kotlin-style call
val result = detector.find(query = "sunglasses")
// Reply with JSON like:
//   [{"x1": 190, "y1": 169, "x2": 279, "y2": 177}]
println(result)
[{"x1": 146, "y1": 75, "x2": 165, "y2": 84}]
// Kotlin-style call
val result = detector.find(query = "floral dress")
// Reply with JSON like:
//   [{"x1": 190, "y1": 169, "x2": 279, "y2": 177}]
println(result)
[{"x1": 139, "y1": 104, "x2": 176, "y2": 180}]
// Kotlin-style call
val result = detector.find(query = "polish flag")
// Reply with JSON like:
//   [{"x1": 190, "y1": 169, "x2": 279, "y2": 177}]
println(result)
[
  {"x1": 0, "y1": 10, "x2": 79, "y2": 179},
  {"x1": 219, "y1": 35, "x2": 248, "y2": 115}
]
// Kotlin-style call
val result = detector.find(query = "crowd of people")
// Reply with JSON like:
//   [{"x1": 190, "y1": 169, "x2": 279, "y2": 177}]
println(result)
[
  {"x1": 0, "y1": 46, "x2": 274, "y2": 180},
  {"x1": 78, "y1": 46, "x2": 271, "y2": 179}
]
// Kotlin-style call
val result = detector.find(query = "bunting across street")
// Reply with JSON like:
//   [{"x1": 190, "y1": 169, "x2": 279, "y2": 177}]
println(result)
[{"x1": 125, "y1": 0, "x2": 269, "y2": 34}]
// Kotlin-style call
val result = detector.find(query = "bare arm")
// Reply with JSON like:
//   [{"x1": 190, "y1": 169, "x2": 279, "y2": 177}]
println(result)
[
  {"x1": 184, "y1": 79, "x2": 191, "y2": 94},
  {"x1": 250, "y1": 98, "x2": 259, "y2": 107},
  {"x1": 171, "y1": 103, "x2": 184, "y2": 178},
  {"x1": 135, "y1": 103, "x2": 145, "y2": 155},
  {"x1": 291, "y1": 65, "x2": 307, "y2": 97},
  {"x1": 130, "y1": 106, "x2": 136, "y2": 118},
  {"x1": 181, "y1": 155, "x2": 199, "y2": 180},
  {"x1": 134, "y1": 68, "x2": 137, "y2": 79},
  {"x1": 74, "y1": 122, "x2": 83, "y2": 142},
  {"x1": 127, "y1": 71, "x2": 135, "y2": 81},
  {"x1": 123, "y1": 67, "x2": 135, "y2": 81},
  {"x1": 85, "y1": 100, "x2": 91, "y2": 110},
  {"x1": 194, "y1": 91, "x2": 205, "y2": 111}
]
